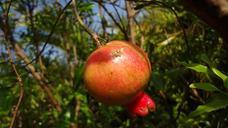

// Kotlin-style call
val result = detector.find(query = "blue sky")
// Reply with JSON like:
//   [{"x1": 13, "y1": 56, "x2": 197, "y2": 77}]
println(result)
[
  {"x1": 59, "y1": 0, "x2": 127, "y2": 32},
  {"x1": 1, "y1": 0, "x2": 129, "y2": 63}
]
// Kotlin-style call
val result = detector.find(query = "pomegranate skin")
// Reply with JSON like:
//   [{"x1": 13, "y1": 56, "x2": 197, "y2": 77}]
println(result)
[
  {"x1": 83, "y1": 40, "x2": 151, "y2": 105},
  {"x1": 126, "y1": 92, "x2": 156, "y2": 117}
]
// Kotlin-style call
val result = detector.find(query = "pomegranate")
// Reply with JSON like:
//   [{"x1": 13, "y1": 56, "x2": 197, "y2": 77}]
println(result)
[
  {"x1": 83, "y1": 40, "x2": 155, "y2": 116},
  {"x1": 126, "y1": 92, "x2": 156, "y2": 117}
]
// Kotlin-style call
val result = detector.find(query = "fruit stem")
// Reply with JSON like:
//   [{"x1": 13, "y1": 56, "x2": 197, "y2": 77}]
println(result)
[{"x1": 91, "y1": 33, "x2": 102, "y2": 48}]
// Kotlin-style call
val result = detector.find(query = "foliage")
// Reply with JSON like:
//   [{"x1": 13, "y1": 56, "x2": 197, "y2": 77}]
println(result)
[{"x1": 0, "y1": 0, "x2": 228, "y2": 128}]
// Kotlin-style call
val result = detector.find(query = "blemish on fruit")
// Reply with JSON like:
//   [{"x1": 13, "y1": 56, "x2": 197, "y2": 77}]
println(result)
[{"x1": 111, "y1": 49, "x2": 122, "y2": 57}]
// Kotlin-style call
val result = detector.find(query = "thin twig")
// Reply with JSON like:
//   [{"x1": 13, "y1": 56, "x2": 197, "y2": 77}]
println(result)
[
  {"x1": 5, "y1": 0, "x2": 12, "y2": 23},
  {"x1": 14, "y1": 43, "x2": 62, "y2": 112},
  {"x1": 26, "y1": 0, "x2": 47, "y2": 75},
  {"x1": 150, "y1": 1, "x2": 192, "y2": 120},
  {"x1": 125, "y1": 0, "x2": 136, "y2": 44},
  {"x1": 23, "y1": 0, "x2": 73, "y2": 68},
  {"x1": 7, "y1": 46, "x2": 24, "y2": 128},
  {"x1": 4, "y1": 1, "x2": 24, "y2": 127},
  {"x1": 111, "y1": 2, "x2": 126, "y2": 34},
  {"x1": 1, "y1": 0, "x2": 62, "y2": 112},
  {"x1": 106, "y1": 1, "x2": 125, "y2": 10},
  {"x1": 3, "y1": 0, "x2": 12, "y2": 41},
  {"x1": 134, "y1": 0, "x2": 191, "y2": 121},
  {"x1": 135, "y1": 0, "x2": 191, "y2": 56},
  {"x1": 98, "y1": 0, "x2": 108, "y2": 40},
  {"x1": 133, "y1": 17, "x2": 145, "y2": 47},
  {"x1": 94, "y1": 0, "x2": 129, "y2": 40},
  {"x1": 75, "y1": 97, "x2": 81, "y2": 126},
  {"x1": 72, "y1": 0, "x2": 102, "y2": 47}
]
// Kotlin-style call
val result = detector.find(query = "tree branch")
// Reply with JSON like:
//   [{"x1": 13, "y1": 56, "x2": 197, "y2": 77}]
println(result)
[
  {"x1": 7, "y1": 46, "x2": 24, "y2": 128},
  {"x1": 4, "y1": 1, "x2": 24, "y2": 127},
  {"x1": 133, "y1": 17, "x2": 145, "y2": 47},
  {"x1": 14, "y1": 44, "x2": 62, "y2": 112},
  {"x1": 94, "y1": 0, "x2": 129, "y2": 40},
  {"x1": 72, "y1": 0, "x2": 102, "y2": 47},
  {"x1": 98, "y1": 0, "x2": 108, "y2": 40},
  {"x1": 125, "y1": 0, "x2": 136, "y2": 44},
  {"x1": 0, "y1": 0, "x2": 62, "y2": 112},
  {"x1": 3, "y1": 0, "x2": 12, "y2": 42},
  {"x1": 7, "y1": 47, "x2": 24, "y2": 128},
  {"x1": 135, "y1": 0, "x2": 191, "y2": 56},
  {"x1": 26, "y1": 0, "x2": 47, "y2": 74},
  {"x1": 111, "y1": 2, "x2": 126, "y2": 35},
  {"x1": 182, "y1": 0, "x2": 228, "y2": 42},
  {"x1": 23, "y1": 0, "x2": 73, "y2": 67}
]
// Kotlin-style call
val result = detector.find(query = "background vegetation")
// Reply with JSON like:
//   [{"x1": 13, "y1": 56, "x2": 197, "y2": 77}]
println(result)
[{"x1": 0, "y1": 0, "x2": 228, "y2": 127}]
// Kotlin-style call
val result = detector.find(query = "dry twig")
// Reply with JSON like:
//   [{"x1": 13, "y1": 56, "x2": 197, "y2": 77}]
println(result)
[
  {"x1": 98, "y1": 0, "x2": 108, "y2": 40},
  {"x1": 72, "y1": 0, "x2": 102, "y2": 47},
  {"x1": 1, "y1": 0, "x2": 62, "y2": 112},
  {"x1": 94, "y1": 0, "x2": 128, "y2": 40},
  {"x1": 125, "y1": 0, "x2": 136, "y2": 44},
  {"x1": 135, "y1": 0, "x2": 190, "y2": 55},
  {"x1": 7, "y1": 46, "x2": 24, "y2": 128},
  {"x1": 2, "y1": 1, "x2": 24, "y2": 127},
  {"x1": 23, "y1": 0, "x2": 73, "y2": 67}
]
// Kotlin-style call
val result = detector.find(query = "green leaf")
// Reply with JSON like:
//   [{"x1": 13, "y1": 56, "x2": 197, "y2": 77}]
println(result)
[
  {"x1": 187, "y1": 64, "x2": 208, "y2": 73},
  {"x1": 189, "y1": 83, "x2": 220, "y2": 92},
  {"x1": 189, "y1": 94, "x2": 228, "y2": 117},
  {"x1": 212, "y1": 68, "x2": 228, "y2": 80},
  {"x1": 211, "y1": 68, "x2": 228, "y2": 88},
  {"x1": 79, "y1": 2, "x2": 94, "y2": 12},
  {"x1": 180, "y1": 62, "x2": 208, "y2": 73}
]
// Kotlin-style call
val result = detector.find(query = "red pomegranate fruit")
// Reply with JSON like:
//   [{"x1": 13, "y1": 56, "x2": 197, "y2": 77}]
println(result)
[
  {"x1": 83, "y1": 40, "x2": 155, "y2": 116},
  {"x1": 126, "y1": 92, "x2": 156, "y2": 117}
]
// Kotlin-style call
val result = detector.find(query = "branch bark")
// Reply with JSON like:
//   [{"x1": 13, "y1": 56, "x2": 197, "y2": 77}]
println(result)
[
  {"x1": 0, "y1": 0, "x2": 62, "y2": 112},
  {"x1": 26, "y1": 1, "x2": 47, "y2": 74},
  {"x1": 14, "y1": 44, "x2": 62, "y2": 112},
  {"x1": 125, "y1": 0, "x2": 136, "y2": 44},
  {"x1": 98, "y1": 0, "x2": 108, "y2": 40},
  {"x1": 182, "y1": 0, "x2": 228, "y2": 42},
  {"x1": 94, "y1": 0, "x2": 129, "y2": 40},
  {"x1": 72, "y1": 0, "x2": 102, "y2": 47},
  {"x1": 182, "y1": 0, "x2": 228, "y2": 73},
  {"x1": 7, "y1": 47, "x2": 24, "y2": 128},
  {"x1": 23, "y1": 0, "x2": 72, "y2": 67}
]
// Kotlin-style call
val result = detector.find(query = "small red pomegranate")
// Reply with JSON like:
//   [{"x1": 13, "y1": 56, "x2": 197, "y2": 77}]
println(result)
[
  {"x1": 126, "y1": 92, "x2": 156, "y2": 117},
  {"x1": 83, "y1": 40, "x2": 155, "y2": 116}
]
